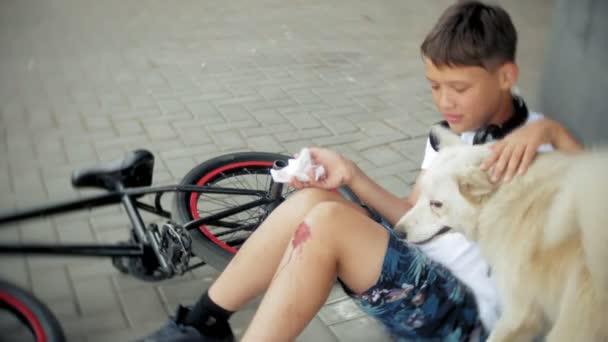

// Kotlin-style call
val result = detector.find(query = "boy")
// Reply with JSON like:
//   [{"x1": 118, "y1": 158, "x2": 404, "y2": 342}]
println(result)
[{"x1": 140, "y1": 1, "x2": 582, "y2": 341}]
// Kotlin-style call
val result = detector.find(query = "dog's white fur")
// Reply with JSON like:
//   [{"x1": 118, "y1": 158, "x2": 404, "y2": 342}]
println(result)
[{"x1": 395, "y1": 126, "x2": 608, "y2": 341}]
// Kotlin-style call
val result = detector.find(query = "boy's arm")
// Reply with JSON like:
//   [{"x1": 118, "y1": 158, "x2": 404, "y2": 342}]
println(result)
[
  {"x1": 347, "y1": 163, "x2": 423, "y2": 227},
  {"x1": 546, "y1": 118, "x2": 584, "y2": 153},
  {"x1": 481, "y1": 118, "x2": 583, "y2": 182}
]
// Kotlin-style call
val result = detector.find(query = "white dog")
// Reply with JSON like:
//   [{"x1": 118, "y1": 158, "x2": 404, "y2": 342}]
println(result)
[{"x1": 395, "y1": 125, "x2": 608, "y2": 341}]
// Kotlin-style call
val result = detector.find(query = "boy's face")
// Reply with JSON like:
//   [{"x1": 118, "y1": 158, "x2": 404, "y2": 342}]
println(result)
[{"x1": 424, "y1": 57, "x2": 515, "y2": 133}]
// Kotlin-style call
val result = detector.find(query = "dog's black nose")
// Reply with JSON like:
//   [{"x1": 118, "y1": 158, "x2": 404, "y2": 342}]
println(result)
[{"x1": 394, "y1": 229, "x2": 407, "y2": 239}]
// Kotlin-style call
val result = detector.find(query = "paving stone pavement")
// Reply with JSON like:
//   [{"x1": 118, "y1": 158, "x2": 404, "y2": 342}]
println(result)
[{"x1": 0, "y1": 0, "x2": 553, "y2": 341}]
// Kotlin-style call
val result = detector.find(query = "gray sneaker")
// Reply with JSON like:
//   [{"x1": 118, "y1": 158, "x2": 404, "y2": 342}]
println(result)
[{"x1": 136, "y1": 305, "x2": 234, "y2": 342}]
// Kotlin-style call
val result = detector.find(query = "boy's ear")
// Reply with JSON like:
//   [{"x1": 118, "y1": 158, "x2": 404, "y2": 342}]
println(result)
[
  {"x1": 456, "y1": 167, "x2": 497, "y2": 205},
  {"x1": 498, "y1": 62, "x2": 519, "y2": 91},
  {"x1": 430, "y1": 122, "x2": 463, "y2": 150}
]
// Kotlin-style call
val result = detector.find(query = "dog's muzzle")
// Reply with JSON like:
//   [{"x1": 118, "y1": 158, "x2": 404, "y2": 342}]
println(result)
[{"x1": 400, "y1": 226, "x2": 452, "y2": 244}]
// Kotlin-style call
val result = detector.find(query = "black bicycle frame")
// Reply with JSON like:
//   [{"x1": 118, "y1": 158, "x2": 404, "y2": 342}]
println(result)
[{"x1": 0, "y1": 184, "x2": 276, "y2": 257}]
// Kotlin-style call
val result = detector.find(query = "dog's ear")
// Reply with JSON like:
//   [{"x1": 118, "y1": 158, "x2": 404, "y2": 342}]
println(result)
[
  {"x1": 430, "y1": 122, "x2": 463, "y2": 151},
  {"x1": 457, "y1": 167, "x2": 497, "y2": 205}
]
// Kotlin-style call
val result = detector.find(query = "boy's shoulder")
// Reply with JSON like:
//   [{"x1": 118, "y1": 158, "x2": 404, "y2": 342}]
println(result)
[
  {"x1": 459, "y1": 110, "x2": 546, "y2": 144},
  {"x1": 527, "y1": 111, "x2": 545, "y2": 123}
]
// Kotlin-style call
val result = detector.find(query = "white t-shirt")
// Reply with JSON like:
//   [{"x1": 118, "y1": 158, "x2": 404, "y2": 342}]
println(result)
[{"x1": 417, "y1": 111, "x2": 553, "y2": 330}]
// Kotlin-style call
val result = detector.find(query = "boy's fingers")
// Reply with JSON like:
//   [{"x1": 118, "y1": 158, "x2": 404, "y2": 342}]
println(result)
[
  {"x1": 504, "y1": 145, "x2": 525, "y2": 182},
  {"x1": 306, "y1": 169, "x2": 317, "y2": 184},
  {"x1": 318, "y1": 171, "x2": 327, "y2": 182},
  {"x1": 480, "y1": 143, "x2": 503, "y2": 170},
  {"x1": 492, "y1": 144, "x2": 513, "y2": 182},
  {"x1": 308, "y1": 147, "x2": 322, "y2": 159},
  {"x1": 291, "y1": 179, "x2": 305, "y2": 189},
  {"x1": 518, "y1": 146, "x2": 536, "y2": 175}
]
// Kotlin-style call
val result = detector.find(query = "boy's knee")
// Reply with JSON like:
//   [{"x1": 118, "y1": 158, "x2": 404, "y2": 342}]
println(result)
[
  {"x1": 286, "y1": 202, "x2": 350, "y2": 250},
  {"x1": 304, "y1": 201, "x2": 351, "y2": 232}
]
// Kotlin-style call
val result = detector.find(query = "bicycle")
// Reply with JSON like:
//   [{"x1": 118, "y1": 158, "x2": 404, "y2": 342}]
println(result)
[{"x1": 0, "y1": 148, "x2": 359, "y2": 342}]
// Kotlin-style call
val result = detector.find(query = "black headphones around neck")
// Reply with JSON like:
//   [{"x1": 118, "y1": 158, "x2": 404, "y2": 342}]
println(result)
[{"x1": 430, "y1": 96, "x2": 529, "y2": 151}]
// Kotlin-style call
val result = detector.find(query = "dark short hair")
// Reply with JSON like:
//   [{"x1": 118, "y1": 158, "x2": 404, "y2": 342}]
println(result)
[{"x1": 421, "y1": 1, "x2": 517, "y2": 70}]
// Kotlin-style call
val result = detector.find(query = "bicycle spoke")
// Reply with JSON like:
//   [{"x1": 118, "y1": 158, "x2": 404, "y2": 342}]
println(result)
[
  {"x1": 197, "y1": 194, "x2": 252, "y2": 210},
  {"x1": 218, "y1": 175, "x2": 254, "y2": 226},
  {"x1": 190, "y1": 165, "x2": 295, "y2": 251},
  {"x1": 207, "y1": 171, "x2": 265, "y2": 218},
  {"x1": 223, "y1": 236, "x2": 248, "y2": 248},
  {"x1": 196, "y1": 194, "x2": 261, "y2": 225},
  {"x1": 213, "y1": 223, "x2": 257, "y2": 237},
  {"x1": 221, "y1": 169, "x2": 265, "y2": 223},
  {"x1": 197, "y1": 169, "x2": 264, "y2": 241}
]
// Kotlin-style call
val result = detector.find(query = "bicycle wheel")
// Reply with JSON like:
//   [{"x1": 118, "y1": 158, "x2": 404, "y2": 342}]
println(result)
[
  {"x1": 173, "y1": 152, "x2": 361, "y2": 271},
  {"x1": 0, "y1": 278, "x2": 66, "y2": 342}
]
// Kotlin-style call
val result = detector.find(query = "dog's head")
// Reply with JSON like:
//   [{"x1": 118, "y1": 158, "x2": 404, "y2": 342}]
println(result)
[
  {"x1": 429, "y1": 121, "x2": 464, "y2": 152},
  {"x1": 396, "y1": 126, "x2": 496, "y2": 243}
]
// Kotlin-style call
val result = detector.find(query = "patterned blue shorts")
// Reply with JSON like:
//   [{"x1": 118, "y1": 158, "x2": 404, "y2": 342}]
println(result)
[{"x1": 339, "y1": 227, "x2": 486, "y2": 341}]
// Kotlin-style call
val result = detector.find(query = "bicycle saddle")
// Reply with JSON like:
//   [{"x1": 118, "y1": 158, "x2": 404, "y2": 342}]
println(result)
[{"x1": 71, "y1": 149, "x2": 154, "y2": 191}]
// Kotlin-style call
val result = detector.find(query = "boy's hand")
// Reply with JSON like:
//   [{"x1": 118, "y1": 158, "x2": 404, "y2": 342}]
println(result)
[
  {"x1": 289, "y1": 147, "x2": 356, "y2": 190},
  {"x1": 479, "y1": 119, "x2": 552, "y2": 182}
]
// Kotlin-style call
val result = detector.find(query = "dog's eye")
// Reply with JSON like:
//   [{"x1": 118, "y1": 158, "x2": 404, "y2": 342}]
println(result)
[{"x1": 430, "y1": 200, "x2": 443, "y2": 209}]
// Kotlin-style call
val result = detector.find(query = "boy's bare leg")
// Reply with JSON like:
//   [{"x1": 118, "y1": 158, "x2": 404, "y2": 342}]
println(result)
[
  {"x1": 242, "y1": 201, "x2": 389, "y2": 342},
  {"x1": 208, "y1": 188, "x2": 373, "y2": 311}
]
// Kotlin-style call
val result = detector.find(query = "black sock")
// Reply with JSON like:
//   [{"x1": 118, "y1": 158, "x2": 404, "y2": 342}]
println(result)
[{"x1": 184, "y1": 291, "x2": 234, "y2": 337}]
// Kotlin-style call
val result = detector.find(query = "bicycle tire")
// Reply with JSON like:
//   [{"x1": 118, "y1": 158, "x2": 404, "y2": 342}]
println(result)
[
  {"x1": 0, "y1": 278, "x2": 66, "y2": 342},
  {"x1": 173, "y1": 151, "x2": 361, "y2": 271}
]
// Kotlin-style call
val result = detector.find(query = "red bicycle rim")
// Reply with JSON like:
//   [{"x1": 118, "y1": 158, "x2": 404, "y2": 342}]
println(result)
[
  {"x1": 0, "y1": 291, "x2": 47, "y2": 342},
  {"x1": 189, "y1": 161, "x2": 275, "y2": 254}
]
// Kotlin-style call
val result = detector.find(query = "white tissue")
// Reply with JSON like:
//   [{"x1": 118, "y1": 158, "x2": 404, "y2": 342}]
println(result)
[{"x1": 270, "y1": 148, "x2": 326, "y2": 183}]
